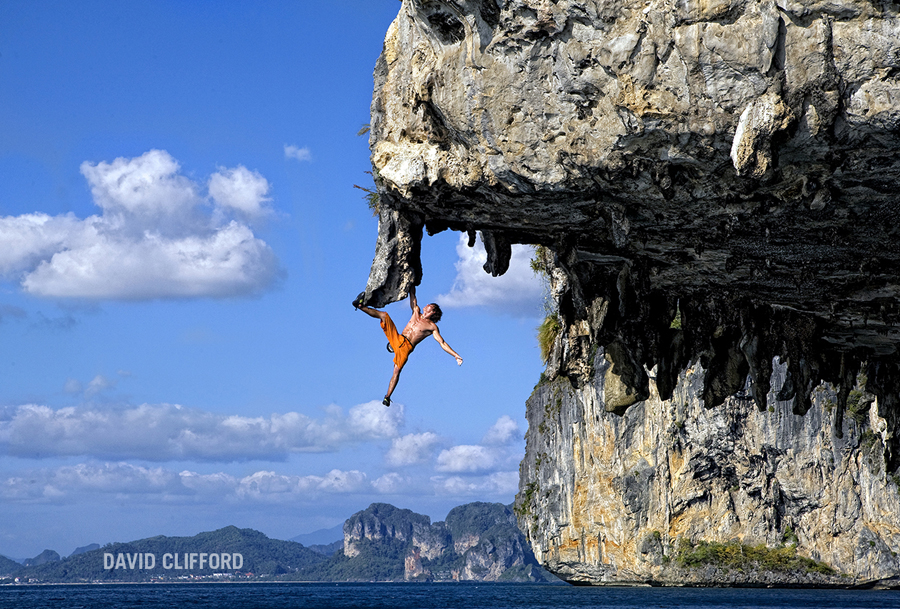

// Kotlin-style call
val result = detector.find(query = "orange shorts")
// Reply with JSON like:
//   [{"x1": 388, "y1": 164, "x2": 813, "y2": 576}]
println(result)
[{"x1": 381, "y1": 314, "x2": 414, "y2": 369}]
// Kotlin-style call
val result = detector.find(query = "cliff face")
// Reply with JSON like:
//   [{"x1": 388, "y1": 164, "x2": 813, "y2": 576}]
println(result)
[
  {"x1": 516, "y1": 354, "x2": 900, "y2": 585},
  {"x1": 364, "y1": 0, "x2": 900, "y2": 586},
  {"x1": 343, "y1": 502, "x2": 442, "y2": 560},
  {"x1": 364, "y1": 0, "x2": 900, "y2": 449},
  {"x1": 342, "y1": 502, "x2": 552, "y2": 581}
]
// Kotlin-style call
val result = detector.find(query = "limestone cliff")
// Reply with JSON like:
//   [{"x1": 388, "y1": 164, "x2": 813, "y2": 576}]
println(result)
[
  {"x1": 516, "y1": 353, "x2": 900, "y2": 585},
  {"x1": 342, "y1": 502, "x2": 552, "y2": 581},
  {"x1": 362, "y1": 0, "x2": 900, "y2": 586}
]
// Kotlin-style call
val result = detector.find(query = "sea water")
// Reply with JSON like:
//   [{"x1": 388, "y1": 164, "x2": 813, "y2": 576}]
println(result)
[{"x1": 1, "y1": 582, "x2": 898, "y2": 609}]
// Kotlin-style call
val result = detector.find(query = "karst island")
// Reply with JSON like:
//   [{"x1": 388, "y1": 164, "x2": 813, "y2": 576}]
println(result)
[{"x1": 354, "y1": 0, "x2": 900, "y2": 588}]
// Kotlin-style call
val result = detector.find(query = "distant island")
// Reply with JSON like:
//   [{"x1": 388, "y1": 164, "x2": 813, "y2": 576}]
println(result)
[{"x1": 0, "y1": 502, "x2": 557, "y2": 584}]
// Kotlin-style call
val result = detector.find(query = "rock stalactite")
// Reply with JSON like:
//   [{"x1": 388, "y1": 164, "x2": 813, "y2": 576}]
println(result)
[
  {"x1": 364, "y1": 0, "x2": 900, "y2": 585},
  {"x1": 362, "y1": 208, "x2": 424, "y2": 308}
]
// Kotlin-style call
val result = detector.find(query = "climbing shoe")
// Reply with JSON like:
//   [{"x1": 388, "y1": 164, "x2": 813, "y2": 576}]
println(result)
[
  {"x1": 352, "y1": 292, "x2": 366, "y2": 310},
  {"x1": 382, "y1": 396, "x2": 391, "y2": 407}
]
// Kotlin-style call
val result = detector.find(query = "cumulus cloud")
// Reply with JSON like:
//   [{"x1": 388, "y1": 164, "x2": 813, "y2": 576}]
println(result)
[
  {"x1": 0, "y1": 463, "x2": 374, "y2": 503},
  {"x1": 19, "y1": 222, "x2": 277, "y2": 299},
  {"x1": 432, "y1": 471, "x2": 520, "y2": 497},
  {"x1": 0, "y1": 401, "x2": 404, "y2": 462},
  {"x1": 385, "y1": 432, "x2": 441, "y2": 466},
  {"x1": 348, "y1": 401, "x2": 404, "y2": 440},
  {"x1": 372, "y1": 472, "x2": 412, "y2": 494},
  {"x1": 236, "y1": 469, "x2": 370, "y2": 500},
  {"x1": 0, "y1": 462, "x2": 522, "y2": 504},
  {"x1": 284, "y1": 144, "x2": 312, "y2": 162},
  {"x1": 435, "y1": 445, "x2": 496, "y2": 473},
  {"x1": 0, "y1": 150, "x2": 279, "y2": 300},
  {"x1": 0, "y1": 409, "x2": 529, "y2": 507},
  {"x1": 80, "y1": 150, "x2": 197, "y2": 218},
  {"x1": 433, "y1": 415, "x2": 524, "y2": 474},
  {"x1": 208, "y1": 166, "x2": 271, "y2": 218},
  {"x1": 0, "y1": 213, "x2": 89, "y2": 277},
  {"x1": 0, "y1": 463, "x2": 184, "y2": 502},
  {"x1": 177, "y1": 470, "x2": 236, "y2": 496},
  {"x1": 481, "y1": 415, "x2": 521, "y2": 446},
  {"x1": 437, "y1": 234, "x2": 543, "y2": 315}
]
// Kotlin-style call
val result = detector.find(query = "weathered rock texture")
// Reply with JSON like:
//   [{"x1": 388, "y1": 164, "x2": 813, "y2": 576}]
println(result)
[
  {"x1": 516, "y1": 353, "x2": 900, "y2": 585},
  {"x1": 343, "y1": 502, "x2": 552, "y2": 581},
  {"x1": 363, "y1": 0, "x2": 900, "y2": 586}
]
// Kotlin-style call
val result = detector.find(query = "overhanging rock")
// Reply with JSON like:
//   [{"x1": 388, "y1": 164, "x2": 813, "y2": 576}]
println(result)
[
  {"x1": 363, "y1": 0, "x2": 900, "y2": 464},
  {"x1": 361, "y1": 208, "x2": 423, "y2": 308}
]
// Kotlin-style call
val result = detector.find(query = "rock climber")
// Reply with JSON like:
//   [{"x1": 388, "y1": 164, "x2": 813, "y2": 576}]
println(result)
[{"x1": 353, "y1": 286, "x2": 463, "y2": 406}]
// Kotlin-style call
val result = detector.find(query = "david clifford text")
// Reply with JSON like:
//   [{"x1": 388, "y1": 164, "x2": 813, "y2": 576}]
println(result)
[{"x1": 104, "y1": 552, "x2": 244, "y2": 570}]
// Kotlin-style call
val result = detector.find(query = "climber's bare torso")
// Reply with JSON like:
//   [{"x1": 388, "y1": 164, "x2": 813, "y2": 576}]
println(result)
[{"x1": 401, "y1": 304, "x2": 439, "y2": 347}]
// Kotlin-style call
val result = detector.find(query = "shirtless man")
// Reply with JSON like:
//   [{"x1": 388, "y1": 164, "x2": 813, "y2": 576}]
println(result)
[{"x1": 353, "y1": 287, "x2": 463, "y2": 406}]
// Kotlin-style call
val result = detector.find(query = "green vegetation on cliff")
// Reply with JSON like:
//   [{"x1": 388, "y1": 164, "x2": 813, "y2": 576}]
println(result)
[
  {"x1": 537, "y1": 314, "x2": 560, "y2": 364},
  {"x1": 675, "y1": 539, "x2": 836, "y2": 576},
  {"x1": 300, "y1": 537, "x2": 410, "y2": 582}
]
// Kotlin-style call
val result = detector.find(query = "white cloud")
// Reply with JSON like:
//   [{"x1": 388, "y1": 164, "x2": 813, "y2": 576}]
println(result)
[
  {"x1": 21, "y1": 222, "x2": 278, "y2": 299},
  {"x1": 0, "y1": 463, "x2": 374, "y2": 503},
  {"x1": 284, "y1": 144, "x2": 312, "y2": 162},
  {"x1": 236, "y1": 469, "x2": 370, "y2": 500},
  {"x1": 385, "y1": 432, "x2": 441, "y2": 466},
  {"x1": 315, "y1": 469, "x2": 371, "y2": 493},
  {"x1": 0, "y1": 407, "x2": 530, "y2": 507},
  {"x1": 435, "y1": 445, "x2": 496, "y2": 473},
  {"x1": 178, "y1": 470, "x2": 236, "y2": 495},
  {"x1": 0, "y1": 401, "x2": 405, "y2": 462},
  {"x1": 432, "y1": 471, "x2": 520, "y2": 496},
  {"x1": 0, "y1": 213, "x2": 92, "y2": 276},
  {"x1": 481, "y1": 415, "x2": 520, "y2": 446},
  {"x1": 208, "y1": 166, "x2": 271, "y2": 218},
  {"x1": 433, "y1": 416, "x2": 524, "y2": 474},
  {"x1": 80, "y1": 149, "x2": 197, "y2": 218},
  {"x1": 348, "y1": 401, "x2": 404, "y2": 440},
  {"x1": 0, "y1": 150, "x2": 279, "y2": 300},
  {"x1": 372, "y1": 472, "x2": 411, "y2": 494},
  {"x1": 437, "y1": 234, "x2": 543, "y2": 315},
  {"x1": 0, "y1": 462, "x2": 524, "y2": 505},
  {"x1": 0, "y1": 463, "x2": 185, "y2": 502}
]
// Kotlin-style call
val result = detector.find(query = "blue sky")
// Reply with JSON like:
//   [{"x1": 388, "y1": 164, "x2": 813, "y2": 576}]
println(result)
[{"x1": 0, "y1": 1, "x2": 545, "y2": 559}]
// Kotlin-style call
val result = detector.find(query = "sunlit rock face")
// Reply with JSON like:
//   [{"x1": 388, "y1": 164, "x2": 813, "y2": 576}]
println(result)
[
  {"x1": 516, "y1": 354, "x2": 900, "y2": 586},
  {"x1": 364, "y1": 0, "x2": 900, "y2": 585},
  {"x1": 342, "y1": 502, "x2": 548, "y2": 582}
]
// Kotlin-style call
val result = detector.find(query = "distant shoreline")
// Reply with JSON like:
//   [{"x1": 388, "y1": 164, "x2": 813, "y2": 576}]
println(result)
[{"x1": 3, "y1": 580, "x2": 897, "y2": 590}]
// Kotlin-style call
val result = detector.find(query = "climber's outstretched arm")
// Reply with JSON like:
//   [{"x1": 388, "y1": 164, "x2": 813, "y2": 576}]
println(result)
[{"x1": 433, "y1": 327, "x2": 463, "y2": 366}]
